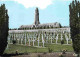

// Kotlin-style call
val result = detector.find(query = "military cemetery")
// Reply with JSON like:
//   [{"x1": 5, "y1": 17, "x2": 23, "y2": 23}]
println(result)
[{"x1": 0, "y1": 0, "x2": 80, "y2": 57}]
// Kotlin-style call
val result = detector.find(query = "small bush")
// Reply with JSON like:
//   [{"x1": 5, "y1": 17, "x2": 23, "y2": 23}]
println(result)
[
  {"x1": 12, "y1": 40, "x2": 16, "y2": 44},
  {"x1": 62, "y1": 49, "x2": 67, "y2": 54},
  {"x1": 59, "y1": 53, "x2": 64, "y2": 57},
  {"x1": 15, "y1": 50, "x2": 18, "y2": 55},
  {"x1": 59, "y1": 55, "x2": 64, "y2": 57},
  {"x1": 38, "y1": 54, "x2": 41, "y2": 57},
  {"x1": 61, "y1": 40, "x2": 64, "y2": 45},
  {"x1": 43, "y1": 52, "x2": 47, "y2": 54},
  {"x1": 48, "y1": 48, "x2": 53, "y2": 53}
]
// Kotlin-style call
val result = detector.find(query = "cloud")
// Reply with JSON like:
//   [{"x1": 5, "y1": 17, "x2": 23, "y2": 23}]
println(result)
[
  {"x1": 0, "y1": 0, "x2": 13, "y2": 1},
  {"x1": 62, "y1": 0, "x2": 72, "y2": 1},
  {"x1": 15, "y1": 0, "x2": 53, "y2": 9},
  {"x1": 0, "y1": 0, "x2": 73, "y2": 9},
  {"x1": 1, "y1": 0, "x2": 53, "y2": 9}
]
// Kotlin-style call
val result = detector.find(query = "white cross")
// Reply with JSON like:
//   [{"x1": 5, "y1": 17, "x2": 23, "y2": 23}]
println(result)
[
  {"x1": 25, "y1": 33, "x2": 26, "y2": 45},
  {"x1": 50, "y1": 37, "x2": 53, "y2": 44},
  {"x1": 21, "y1": 38, "x2": 23, "y2": 45},
  {"x1": 17, "y1": 38, "x2": 19, "y2": 44},
  {"x1": 37, "y1": 34, "x2": 40, "y2": 47},
  {"x1": 14, "y1": 34, "x2": 15, "y2": 40},
  {"x1": 42, "y1": 33, "x2": 45, "y2": 47},
  {"x1": 32, "y1": 38, "x2": 35, "y2": 46},
  {"x1": 56, "y1": 34, "x2": 58, "y2": 44},
  {"x1": 65, "y1": 34, "x2": 69, "y2": 44},
  {"x1": 61, "y1": 33, "x2": 63, "y2": 41},
  {"x1": 29, "y1": 38, "x2": 31, "y2": 46}
]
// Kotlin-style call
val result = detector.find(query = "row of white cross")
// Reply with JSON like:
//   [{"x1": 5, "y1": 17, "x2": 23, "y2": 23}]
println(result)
[{"x1": 8, "y1": 32, "x2": 71, "y2": 47}]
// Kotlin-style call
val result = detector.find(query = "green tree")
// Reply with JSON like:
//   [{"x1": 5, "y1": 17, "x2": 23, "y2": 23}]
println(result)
[
  {"x1": 73, "y1": 34, "x2": 80, "y2": 56},
  {"x1": 69, "y1": 0, "x2": 80, "y2": 57},
  {"x1": 0, "y1": 4, "x2": 9, "y2": 55}
]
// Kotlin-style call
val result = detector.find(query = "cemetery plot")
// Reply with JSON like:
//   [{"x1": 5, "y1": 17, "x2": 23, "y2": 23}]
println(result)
[{"x1": 8, "y1": 30, "x2": 72, "y2": 48}]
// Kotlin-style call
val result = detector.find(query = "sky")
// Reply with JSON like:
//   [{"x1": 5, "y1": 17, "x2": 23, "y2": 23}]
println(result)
[{"x1": 0, "y1": 0, "x2": 73, "y2": 29}]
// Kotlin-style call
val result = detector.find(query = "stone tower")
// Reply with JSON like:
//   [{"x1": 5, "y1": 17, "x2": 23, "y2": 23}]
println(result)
[{"x1": 34, "y1": 8, "x2": 40, "y2": 26}]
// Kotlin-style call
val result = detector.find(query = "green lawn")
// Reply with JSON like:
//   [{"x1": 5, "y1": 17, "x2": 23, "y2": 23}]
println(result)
[{"x1": 4, "y1": 44, "x2": 74, "y2": 54}]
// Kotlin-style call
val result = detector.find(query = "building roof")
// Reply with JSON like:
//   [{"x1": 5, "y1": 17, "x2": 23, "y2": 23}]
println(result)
[{"x1": 19, "y1": 22, "x2": 61, "y2": 29}]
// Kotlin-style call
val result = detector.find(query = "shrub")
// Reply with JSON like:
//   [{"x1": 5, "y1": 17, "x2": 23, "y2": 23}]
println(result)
[
  {"x1": 48, "y1": 48, "x2": 53, "y2": 53},
  {"x1": 61, "y1": 40, "x2": 64, "y2": 45},
  {"x1": 12, "y1": 40, "x2": 16, "y2": 44},
  {"x1": 59, "y1": 53, "x2": 64, "y2": 57},
  {"x1": 62, "y1": 49, "x2": 67, "y2": 54},
  {"x1": 38, "y1": 54, "x2": 41, "y2": 57}
]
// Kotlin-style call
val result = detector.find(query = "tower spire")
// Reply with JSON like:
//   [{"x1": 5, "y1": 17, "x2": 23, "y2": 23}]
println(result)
[{"x1": 34, "y1": 7, "x2": 40, "y2": 26}]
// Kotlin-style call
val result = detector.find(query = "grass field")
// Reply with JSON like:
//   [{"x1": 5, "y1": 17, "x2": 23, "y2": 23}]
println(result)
[{"x1": 4, "y1": 44, "x2": 74, "y2": 54}]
